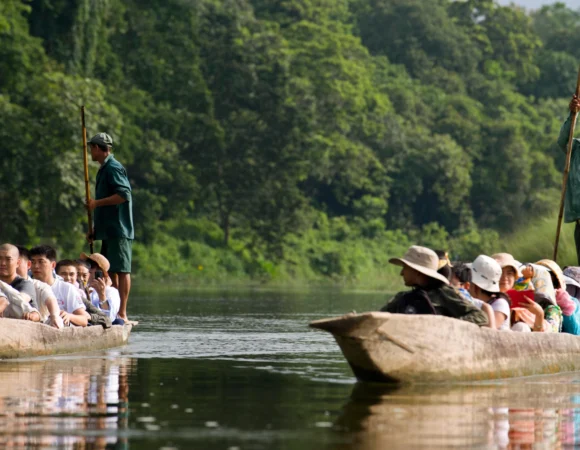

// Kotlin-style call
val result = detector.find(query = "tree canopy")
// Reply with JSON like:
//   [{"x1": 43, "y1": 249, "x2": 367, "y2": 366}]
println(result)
[{"x1": 0, "y1": 0, "x2": 578, "y2": 280}]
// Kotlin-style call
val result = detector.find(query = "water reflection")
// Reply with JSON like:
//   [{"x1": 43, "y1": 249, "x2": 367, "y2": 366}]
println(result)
[
  {"x1": 331, "y1": 377, "x2": 580, "y2": 449},
  {"x1": 0, "y1": 355, "x2": 132, "y2": 448}
]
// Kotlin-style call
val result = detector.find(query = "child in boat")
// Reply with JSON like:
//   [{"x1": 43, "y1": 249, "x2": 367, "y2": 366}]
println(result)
[
  {"x1": 513, "y1": 264, "x2": 535, "y2": 291},
  {"x1": 380, "y1": 246, "x2": 488, "y2": 326}
]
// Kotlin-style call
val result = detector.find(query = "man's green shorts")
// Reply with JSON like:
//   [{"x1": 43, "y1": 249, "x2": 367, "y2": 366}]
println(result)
[{"x1": 101, "y1": 238, "x2": 133, "y2": 273}]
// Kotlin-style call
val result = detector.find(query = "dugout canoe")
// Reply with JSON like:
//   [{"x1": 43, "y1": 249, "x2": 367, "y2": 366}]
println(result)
[
  {"x1": 0, "y1": 318, "x2": 132, "y2": 359},
  {"x1": 310, "y1": 312, "x2": 580, "y2": 383}
]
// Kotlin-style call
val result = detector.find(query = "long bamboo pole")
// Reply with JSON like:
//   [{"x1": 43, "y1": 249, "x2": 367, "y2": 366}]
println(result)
[
  {"x1": 81, "y1": 106, "x2": 94, "y2": 254},
  {"x1": 554, "y1": 68, "x2": 580, "y2": 262}
]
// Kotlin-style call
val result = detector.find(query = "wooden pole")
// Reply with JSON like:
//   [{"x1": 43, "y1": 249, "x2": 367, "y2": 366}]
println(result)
[
  {"x1": 554, "y1": 67, "x2": 580, "y2": 262},
  {"x1": 81, "y1": 106, "x2": 94, "y2": 254}
]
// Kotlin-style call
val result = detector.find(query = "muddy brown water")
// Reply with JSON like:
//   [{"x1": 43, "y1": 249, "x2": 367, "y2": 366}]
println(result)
[{"x1": 2, "y1": 288, "x2": 580, "y2": 449}]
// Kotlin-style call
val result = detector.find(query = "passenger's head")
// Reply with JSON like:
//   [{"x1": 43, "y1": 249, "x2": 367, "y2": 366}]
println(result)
[
  {"x1": 29, "y1": 245, "x2": 57, "y2": 283},
  {"x1": 56, "y1": 259, "x2": 78, "y2": 285},
  {"x1": 492, "y1": 253, "x2": 519, "y2": 293},
  {"x1": 469, "y1": 255, "x2": 502, "y2": 299},
  {"x1": 80, "y1": 253, "x2": 110, "y2": 283},
  {"x1": 435, "y1": 250, "x2": 452, "y2": 281},
  {"x1": 389, "y1": 246, "x2": 450, "y2": 288},
  {"x1": 15, "y1": 246, "x2": 31, "y2": 278},
  {"x1": 451, "y1": 263, "x2": 471, "y2": 290},
  {"x1": 535, "y1": 259, "x2": 566, "y2": 291},
  {"x1": 0, "y1": 243, "x2": 20, "y2": 280},
  {"x1": 76, "y1": 260, "x2": 91, "y2": 287}
]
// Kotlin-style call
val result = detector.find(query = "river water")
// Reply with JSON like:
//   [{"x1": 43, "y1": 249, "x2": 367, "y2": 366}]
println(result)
[{"x1": 3, "y1": 288, "x2": 580, "y2": 448}]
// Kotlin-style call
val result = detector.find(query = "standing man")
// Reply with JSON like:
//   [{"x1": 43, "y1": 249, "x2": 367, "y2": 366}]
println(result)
[
  {"x1": 559, "y1": 96, "x2": 580, "y2": 264},
  {"x1": 86, "y1": 133, "x2": 133, "y2": 321}
]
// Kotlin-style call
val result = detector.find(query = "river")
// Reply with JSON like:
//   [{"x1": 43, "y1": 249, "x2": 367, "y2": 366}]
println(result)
[{"x1": 2, "y1": 288, "x2": 580, "y2": 449}]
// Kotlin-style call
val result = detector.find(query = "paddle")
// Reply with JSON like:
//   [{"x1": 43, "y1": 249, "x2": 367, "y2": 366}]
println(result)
[
  {"x1": 554, "y1": 67, "x2": 580, "y2": 263},
  {"x1": 81, "y1": 106, "x2": 94, "y2": 254}
]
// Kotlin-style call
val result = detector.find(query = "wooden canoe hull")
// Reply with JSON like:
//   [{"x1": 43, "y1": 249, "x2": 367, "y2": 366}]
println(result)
[
  {"x1": 0, "y1": 319, "x2": 132, "y2": 359},
  {"x1": 310, "y1": 312, "x2": 580, "y2": 383}
]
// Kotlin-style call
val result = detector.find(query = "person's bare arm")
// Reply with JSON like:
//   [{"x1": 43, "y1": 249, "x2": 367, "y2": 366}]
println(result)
[
  {"x1": 45, "y1": 297, "x2": 63, "y2": 329},
  {"x1": 61, "y1": 308, "x2": 90, "y2": 327},
  {"x1": 481, "y1": 303, "x2": 496, "y2": 329}
]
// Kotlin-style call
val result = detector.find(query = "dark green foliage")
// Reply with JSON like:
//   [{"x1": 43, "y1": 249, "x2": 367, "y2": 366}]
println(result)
[{"x1": 1, "y1": 0, "x2": 578, "y2": 282}]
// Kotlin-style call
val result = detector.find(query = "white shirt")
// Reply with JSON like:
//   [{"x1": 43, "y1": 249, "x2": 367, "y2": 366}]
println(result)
[
  {"x1": 50, "y1": 279, "x2": 85, "y2": 314},
  {"x1": 30, "y1": 278, "x2": 58, "y2": 322},
  {"x1": 88, "y1": 286, "x2": 120, "y2": 319},
  {"x1": 490, "y1": 298, "x2": 511, "y2": 331}
]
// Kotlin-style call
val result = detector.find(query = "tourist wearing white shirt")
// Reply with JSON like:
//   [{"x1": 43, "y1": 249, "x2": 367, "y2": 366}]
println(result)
[
  {"x1": 29, "y1": 245, "x2": 89, "y2": 327},
  {"x1": 15, "y1": 246, "x2": 63, "y2": 329}
]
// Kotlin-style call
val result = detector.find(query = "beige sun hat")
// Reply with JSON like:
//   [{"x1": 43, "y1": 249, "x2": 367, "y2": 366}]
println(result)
[
  {"x1": 492, "y1": 253, "x2": 521, "y2": 277},
  {"x1": 80, "y1": 252, "x2": 110, "y2": 274},
  {"x1": 389, "y1": 246, "x2": 450, "y2": 285},
  {"x1": 535, "y1": 259, "x2": 566, "y2": 290}
]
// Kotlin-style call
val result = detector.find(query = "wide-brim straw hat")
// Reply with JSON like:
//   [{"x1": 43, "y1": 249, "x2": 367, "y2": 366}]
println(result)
[
  {"x1": 389, "y1": 245, "x2": 450, "y2": 285},
  {"x1": 536, "y1": 259, "x2": 567, "y2": 290},
  {"x1": 80, "y1": 252, "x2": 110, "y2": 275},
  {"x1": 492, "y1": 253, "x2": 521, "y2": 277}
]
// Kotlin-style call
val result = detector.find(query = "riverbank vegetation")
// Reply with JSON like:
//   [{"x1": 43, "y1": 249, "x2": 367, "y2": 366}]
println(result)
[{"x1": 1, "y1": 0, "x2": 579, "y2": 286}]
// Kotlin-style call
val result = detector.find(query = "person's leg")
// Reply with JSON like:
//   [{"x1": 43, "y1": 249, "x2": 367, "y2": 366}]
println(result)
[
  {"x1": 117, "y1": 272, "x2": 131, "y2": 320},
  {"x1": 107, "y1": 238, "x2": 133, "y2": 320}
]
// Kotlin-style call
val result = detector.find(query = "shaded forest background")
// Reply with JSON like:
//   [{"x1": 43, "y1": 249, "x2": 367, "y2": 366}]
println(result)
[{"x1": 1, "y1": 0, "x2": 579, "y2": 285}]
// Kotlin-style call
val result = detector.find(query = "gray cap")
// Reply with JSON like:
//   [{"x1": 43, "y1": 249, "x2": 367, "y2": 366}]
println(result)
[{"x1": 88, "y1": 132, "x2": 113, "y2": 147}]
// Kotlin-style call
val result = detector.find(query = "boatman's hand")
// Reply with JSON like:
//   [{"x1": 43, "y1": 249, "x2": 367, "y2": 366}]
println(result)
[
  {"x1": 570, "y1": 95, "x2": 580, "y2": 114},
  {"x1": 86, "y1": 199, "x2": 98, "y2": 212},
  {"x1": 86, "y1": 232, "x2": 95, "y2": 244}
]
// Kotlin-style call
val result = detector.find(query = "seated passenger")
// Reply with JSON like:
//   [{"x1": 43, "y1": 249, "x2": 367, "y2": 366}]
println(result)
[
  {"x1": 469, "y1": 255, "x2": 511, "y2": 330},
  {"x1": 536, "y1": 259, "x2": 579, "y2": 334},
  {"x1": 76, "y1": 259, "x2": 91, "y2": 290},
  {"x1": 30, "y1": 245, "x2": 89, "y2": 327},
  {"x1": 15, "y1": 246, "x2": 63, "y2": 329},
  {"x1": 511, "y1": 293, "x2": 561, "y2": 333},
  {"x1": 492, "y1": 253, "x2": 520, "y2": 293},
  {"x1": 451, "y1": 263, "x2": 496, "y2": 329},
  {"x1": 0, "y1": 280, "x2": 40, "y2": 321},
  {"x1": 56, "y1": 259, "x2": 87, "y2": 300},
  {"x1": 0, "y1": 243, "x2": 39, "y2": 321},
  {"x1": 380, "y1": 246, "x2": 488, "y2": 326},
  {"x1": 80, "y1": 252, "x2": 124, "y2": 325}
]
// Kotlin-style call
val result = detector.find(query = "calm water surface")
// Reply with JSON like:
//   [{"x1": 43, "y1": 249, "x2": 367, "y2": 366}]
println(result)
[{"x1": 3, "y1": 289, "x2": 580, "y2": 449}]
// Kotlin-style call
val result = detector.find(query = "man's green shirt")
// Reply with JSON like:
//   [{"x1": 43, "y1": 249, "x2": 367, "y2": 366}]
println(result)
[
  {"x1": 558, "y1": 113, "x2": 580, "y2": 223},
  {"x1": 94, "y1": 154, "x2": 134, "y2": 240}
]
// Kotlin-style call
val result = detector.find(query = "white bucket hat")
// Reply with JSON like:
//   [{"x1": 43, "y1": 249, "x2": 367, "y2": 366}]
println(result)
[
  {"x1": 389, "y1": 246, "x2": 450, "y2": 285},
  {"x1": 471, "y1": 255, "x2": 502, "y2": 293}
]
